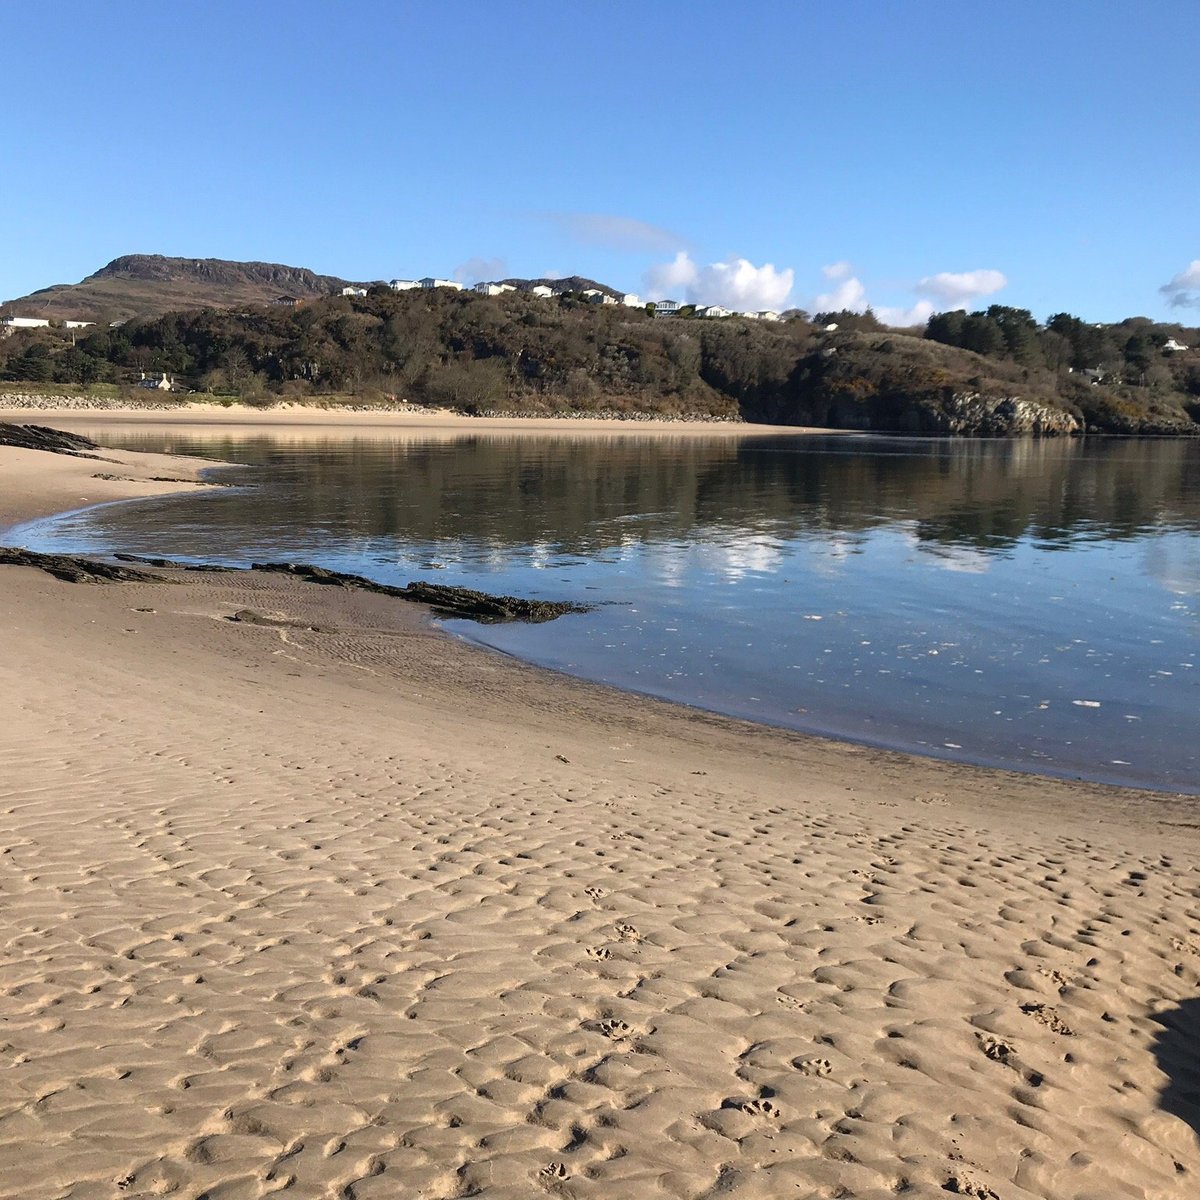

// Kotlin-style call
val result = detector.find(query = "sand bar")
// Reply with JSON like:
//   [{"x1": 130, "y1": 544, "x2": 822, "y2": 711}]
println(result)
[{"x1": 1, "y1": 429, "x2": 1198, "y2": 1198}]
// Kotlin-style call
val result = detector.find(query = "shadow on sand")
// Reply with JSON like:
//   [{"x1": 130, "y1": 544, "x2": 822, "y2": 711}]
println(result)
[{"x1": 1153, "y1": 996, "x2": 1200, "y2": 1140}]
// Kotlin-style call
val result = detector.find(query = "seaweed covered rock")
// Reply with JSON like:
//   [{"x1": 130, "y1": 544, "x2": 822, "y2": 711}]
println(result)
[
  {"x1": 252, "y1": 561, "x2": 589, "y2": 622},
  {"x1": 0, "y1": 423, "x2": 102, "y2": 457},
  {"x1": 0, "y1": 546, "x2": 161, "y2": 583}
]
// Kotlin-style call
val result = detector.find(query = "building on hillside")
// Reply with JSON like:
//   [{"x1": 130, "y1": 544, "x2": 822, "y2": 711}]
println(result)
[
  {"x1": 1165, "y1": 338, "x2": 1189, "y2": 352},
  {"x1": 739, "y1": 311, "x2": 760, "y2": 320},
  {"x1": 653, "y1": 300, "x2": 681, "y2": 318},
  {"x1": 341, "y1": 286, "x2": 368, "y2": 297},
  {"x1": 137, "y1": 372, "x2": 174, "y2": 391},
  {"x1": 389, "y1": 279, "x2": 419, "y2": 291},
  {"x1": 272, "y1": 295, "x2": 304, "y2": 307},
  {"x1": 621, "y1": 293, "x2": 643, "y2": 308},
  {"x1": 695, "y1": 305, "x2": 732, "y2": 319},
  {"x1": 528, "y1": 284, "x2": 556, "y2": 299},
  {"x1": 474, "y1": 282, "x2": 516, "y2": 296},
  {"x1": 584, "y1": 290, "x2": 617, "y2": 305},
  {"x1": 1, "y1": 316, "x2": 51, "y2": 329},
  {"x1": 63, "y1": 320, "x2": 94, "y2": 329},
  {"x1": 419, "y1": 277, "x2": 463, "y2": 291},
  {"x1": 757, "y1": 311, "x2": 781, "y2": 322}
]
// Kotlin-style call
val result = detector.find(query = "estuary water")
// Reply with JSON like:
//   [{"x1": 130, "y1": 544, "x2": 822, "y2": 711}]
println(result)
[{"x1": 12, "y1": 428, "x2": 1200, "y2": 793}]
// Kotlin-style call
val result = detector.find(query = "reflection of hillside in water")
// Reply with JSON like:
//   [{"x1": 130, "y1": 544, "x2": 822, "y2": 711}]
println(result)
[{"x1": 81, "y1": 431, "x2": 1200, "y2": 556}]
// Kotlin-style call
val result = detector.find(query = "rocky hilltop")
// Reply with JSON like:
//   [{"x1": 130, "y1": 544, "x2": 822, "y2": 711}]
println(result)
[{"x1": 1, "y1": 255, "x2": 360, "y2": 325}]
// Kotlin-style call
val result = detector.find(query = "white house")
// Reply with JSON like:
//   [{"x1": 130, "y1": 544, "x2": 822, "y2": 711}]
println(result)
[
  {"x1": 528, "y1": 284, "x2": 556, "y2": 299},
  {"x1": 757, "y1": 311, "x2": 782, "y2": 322},
  {"x1": 695, "y1": 305, "x2": 732, "y2": 319},
  {"x1": 474, "y1": 282, "x2": 516, "y2": 296},
  {"x1": 621, "y1": 293, "x2": 643, "y2": 308},
  {"x1": 341, "y1": 286, "x2": 368, "y2": 297},
  {"x1": 419, "y1": 277, "x2": 463, "y2": 291},
  {"x1": 2, "y1": 316, "x2": 51, "y2": 329},
  {"x1": 63, "y1": 320, "x2": 94, "y2": 329},
  {"x1": 389, "y1": 279, "x2": 419, "y2": 291},
  {"x1": 653, "y1": 299, "x2": 681, "y2": 317},
  {"x1": 586, "y1": 290, "x2": 616, "y2": 305},
  {"x1": 137, "y1": 372, "x2": 174, "y2": 391},
  {"x1": 1165, "y1": 338, "x2": 1189, "y2": 352},
  {"x1": 738, "y1": 311, "x2": 759, "y2": 320}
]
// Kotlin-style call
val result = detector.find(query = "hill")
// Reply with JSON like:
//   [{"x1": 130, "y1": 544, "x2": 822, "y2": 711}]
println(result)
[
  {"x1": 2, "y1": 262, "x2": 1198, "y2": 434},
  {"x1": 498, "y1": 275, "x2": 625, "y2": 300},
  {"x1": 0, "y1": 255, "x2": 361, "y2": 325}
]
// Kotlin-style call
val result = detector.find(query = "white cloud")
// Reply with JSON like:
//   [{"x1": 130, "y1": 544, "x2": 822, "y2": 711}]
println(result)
[
  {"x1": 874, "y1": 299, "x2": 936, "y2": 328},
  {"x1": 814, "y1": 271, "x2": 869, "y2": 314},
  {"x1": 545, "y1": 212, "x2": 688, "y2": 254},
  {"x1": 645, "y1": 250, "x2": 699, "y2": 297},
  {"x1": 808, "y1": 264, "x2": 1007, "y2": 325},
  {"x1": 1160, "y1": 260, "x2": 1200, "y2": 309},
  {"x1": 914, "y1": 269, "x2": 1008, "y2": 308},
  {"x1": 453, "y1": 256, "x2": 507, "y2": 285},
  {"x1": 644, "y1": 253, "x2": 794, "y2": 311}
]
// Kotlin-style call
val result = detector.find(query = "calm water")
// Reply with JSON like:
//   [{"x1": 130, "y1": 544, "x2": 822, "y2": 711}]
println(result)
[{"x1": 11, "y1": 428, "x2": 1200, "y2": 793}]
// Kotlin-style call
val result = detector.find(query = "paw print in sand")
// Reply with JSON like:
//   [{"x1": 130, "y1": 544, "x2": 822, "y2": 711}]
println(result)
[
  {"x1": 793, "y1": 1056, "x2": 833, "y2": 1077},
  {"x1": 740, "y1": 1097, "x2": 783, "y2": 1120},
  {"x1": 538, "y1": 1161, "x2": 569, "y2": 1184}
]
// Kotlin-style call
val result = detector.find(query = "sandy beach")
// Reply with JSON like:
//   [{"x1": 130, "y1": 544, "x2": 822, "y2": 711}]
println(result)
[{"x1": 2, "y1": 418, "x2": 1199, "y2": 1200}]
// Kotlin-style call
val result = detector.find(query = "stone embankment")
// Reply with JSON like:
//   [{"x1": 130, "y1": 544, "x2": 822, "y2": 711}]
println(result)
[
  {"x1": 0, "y1": 393, "x2": 183, "y2": 412},
  {"x1": 0, "y1": 393, "x2": 747, "y2": 422}
]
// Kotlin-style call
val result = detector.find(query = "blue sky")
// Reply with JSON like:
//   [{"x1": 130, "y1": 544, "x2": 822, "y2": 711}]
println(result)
[{"x1": 3, "y1": 1, "x2": 1197, "y2": 323}]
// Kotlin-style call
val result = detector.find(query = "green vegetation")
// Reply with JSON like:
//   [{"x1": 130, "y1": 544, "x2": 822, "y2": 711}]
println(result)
[{"x1": 2, "y1": 287, "x2": 1197, "y2": 434}]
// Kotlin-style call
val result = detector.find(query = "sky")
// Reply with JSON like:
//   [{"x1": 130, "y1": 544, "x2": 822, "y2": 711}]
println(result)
[{"x1": 2, "y1": 1, "x2": 1198, "y2": 324}]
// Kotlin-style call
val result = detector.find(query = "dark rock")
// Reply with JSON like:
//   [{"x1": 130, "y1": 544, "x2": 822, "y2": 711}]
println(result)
[
  {"x1": 251, "y1": 561, "x2": 589, "y2": 622},
  {"x1": 0, "y1": 423, "x2": 103, "y2": 458},
  {"x1": 3, "y1": 545, "x2": 588, "y2": 622},
  {"x1": 0, "y1": 546, "x2": 162, "y2": 584},
  {"x1": 113, "y1": 552, "x2": 239, "y2": 572}
]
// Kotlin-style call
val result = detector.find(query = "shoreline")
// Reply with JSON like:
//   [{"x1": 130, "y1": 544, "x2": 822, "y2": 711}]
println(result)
[
  {"x1": 7, "y1": 414, "x2": 1189, "y2": 798},
  {"x1": 2, "y1": 430, "x2": 1199, "y2": 1196},
  {"x1": 0, "y1": 401, "x2": 834, "y2": 439}
]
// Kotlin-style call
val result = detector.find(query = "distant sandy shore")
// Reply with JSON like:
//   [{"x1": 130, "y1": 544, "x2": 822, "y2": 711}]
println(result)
[
  {"x1": 1, "y1": 430, "x2": 1198, "y2": 1198},
  {"x1": 0, "y1": 402, "x2": 831, "y2": 441}
]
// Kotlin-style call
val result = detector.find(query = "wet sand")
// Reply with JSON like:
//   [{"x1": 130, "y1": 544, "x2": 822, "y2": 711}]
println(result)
[{"x1": 1, "y1": 428, "x2": 1198, "y2": 1199}]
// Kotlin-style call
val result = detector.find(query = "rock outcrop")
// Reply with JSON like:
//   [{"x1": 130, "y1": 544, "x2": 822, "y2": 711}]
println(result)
[{"x1": 0, "y1": 422, "x2": 103, "y2": 456}]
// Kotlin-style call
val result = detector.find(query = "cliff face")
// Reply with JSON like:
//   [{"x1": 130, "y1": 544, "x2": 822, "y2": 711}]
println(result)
[
  {"x1": 92, "y1": 255, "x2": 350, "y2": 294},
  {"x1": 745, "y1": 333, "x2": 1089, "y2": 436},
  {"x1": 922, "y1": 393, "x2": 1081, "y2": 436}
]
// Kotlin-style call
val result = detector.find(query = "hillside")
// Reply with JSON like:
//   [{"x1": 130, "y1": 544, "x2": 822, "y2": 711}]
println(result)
[
  {"x1": 0, "y1": 255, "x2": 361, "y2": 325},
  {"x1": 2, "y1": 262, "x2": 1198, "y2": 434}
]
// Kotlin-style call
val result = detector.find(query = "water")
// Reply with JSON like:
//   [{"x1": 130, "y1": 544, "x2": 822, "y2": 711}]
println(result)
[{"x1": 10, "y1": 428, "x2": 1200, "y2": 793}]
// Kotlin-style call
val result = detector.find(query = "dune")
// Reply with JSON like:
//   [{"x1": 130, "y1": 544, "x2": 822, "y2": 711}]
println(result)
[{"x1": 1, "y1": 424, "x2": 1198, "y2": 1199}]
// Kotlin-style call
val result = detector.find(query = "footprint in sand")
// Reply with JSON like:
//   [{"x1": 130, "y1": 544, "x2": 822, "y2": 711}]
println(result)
[
  {"x1": 538, "y1": 1161, "x2": 570, "y2": 1184},
  {"x1": 943, "y1": 1174, "x2": 999, "y2": 1199},
  {"x1": 740, "y1": 1097, "x2": 784, "y2": 1120},
  {"x1": 584, "y1": 886, "x2": 607, "y2": 900},
  {"x1": 1021, "y1": 1002, "x2": 1074, "y2": 1035},
  {"x1": 597, "y1": 1018, "x2": 631, "y2": 1040},
  {"x1": 615, "y1": 923, "x2": 641, "y2": 941},
  {"x1": 794, "y1": 1056, "x2": 833, "y2": 1077},
  {"x1": 978, "y1": 1035, "x2": 1015, "y2": 1066},
  {"x1": 586, "y1": 946, "x2": 611, "y2": 961},
  {"x1": 777, "y1": 994, "x2": 807, "y2": 1012}
]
